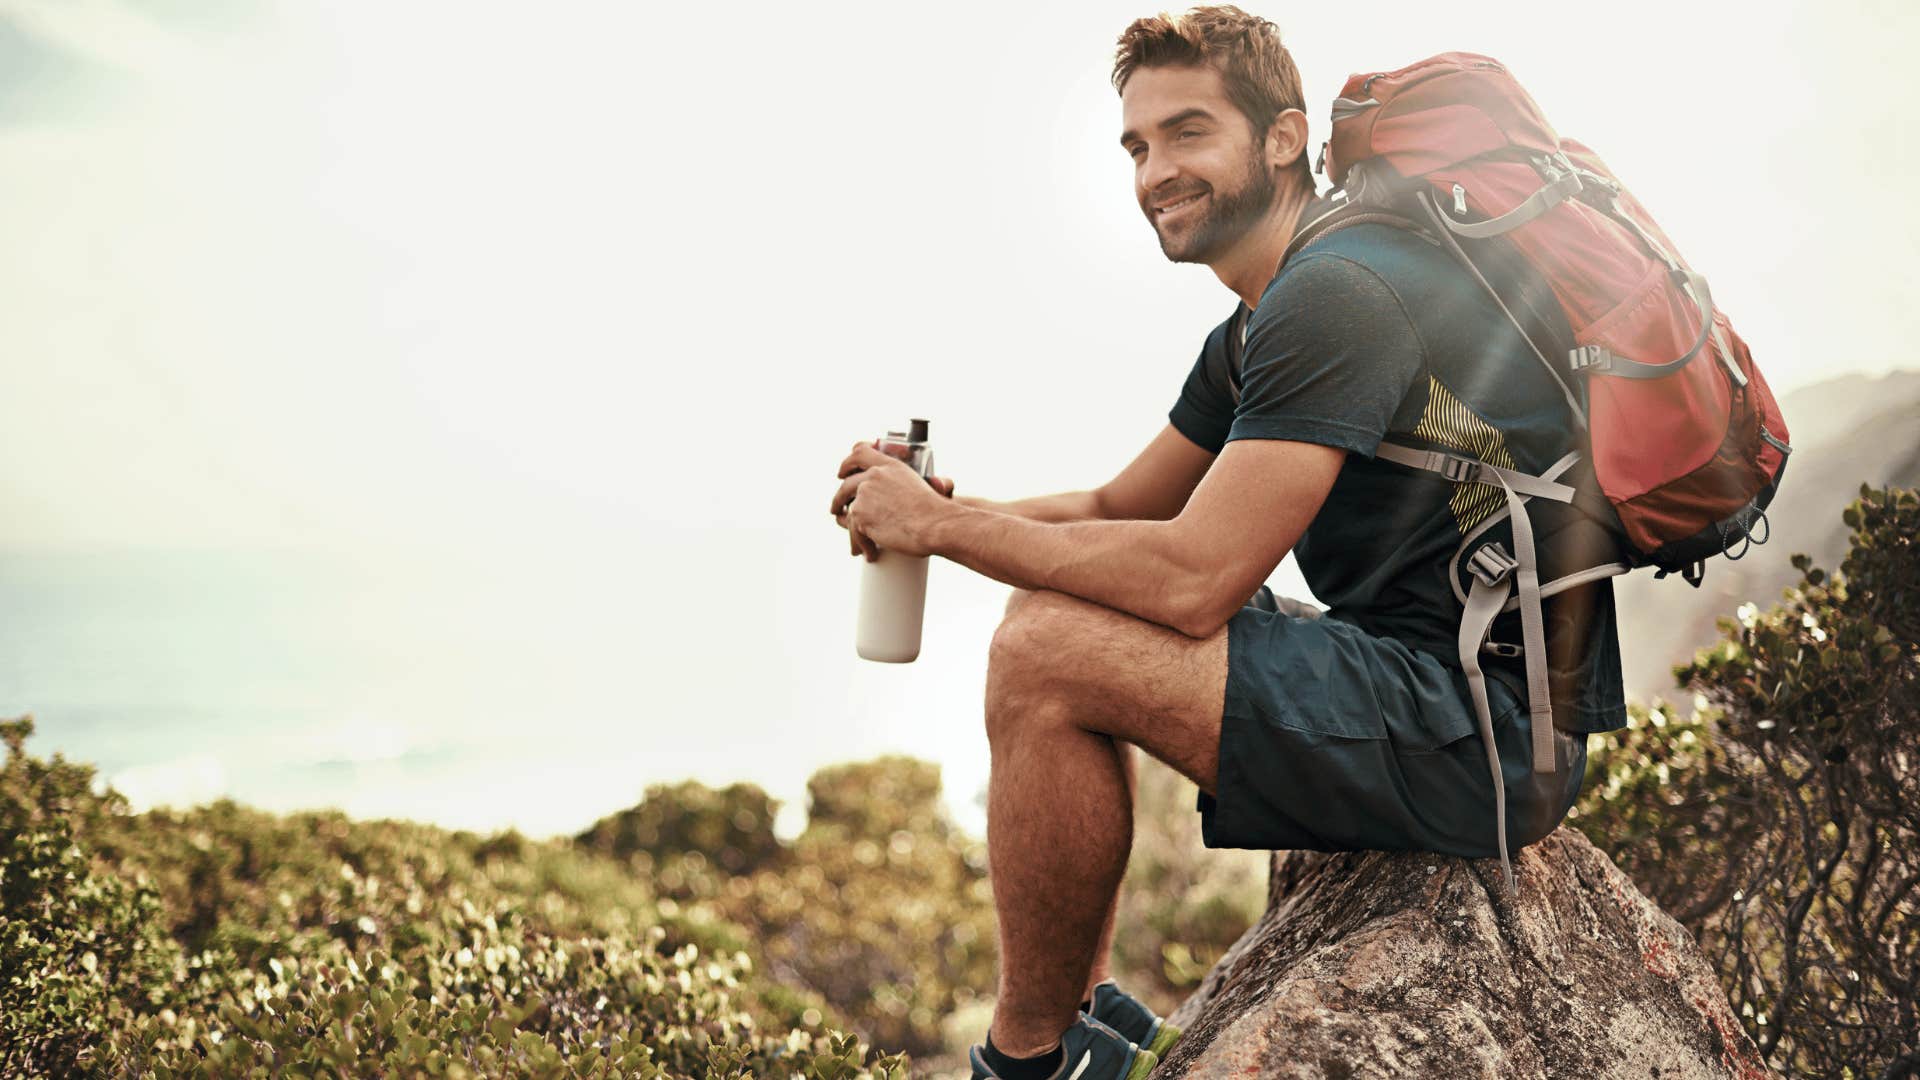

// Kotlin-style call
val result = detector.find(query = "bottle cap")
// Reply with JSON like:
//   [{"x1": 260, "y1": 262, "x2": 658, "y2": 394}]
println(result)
[{"x1": 909, "y1": 418, "x2": 929, "y2": 443}]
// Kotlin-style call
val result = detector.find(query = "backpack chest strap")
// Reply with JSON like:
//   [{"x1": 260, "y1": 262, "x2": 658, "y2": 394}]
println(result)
[{"x1": 1373, "y1": 442, "x2": 1577, "y2": 505}]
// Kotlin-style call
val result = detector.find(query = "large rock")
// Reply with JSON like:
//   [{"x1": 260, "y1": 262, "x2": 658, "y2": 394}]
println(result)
[{"x1": 1158, "y1": 829, "x2": 1773, "y2": 1079}]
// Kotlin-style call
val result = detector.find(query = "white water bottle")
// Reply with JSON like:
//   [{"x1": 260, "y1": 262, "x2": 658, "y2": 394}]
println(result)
[{"x1": 856, "y1": 418, "x2": 934, "y2": 663}]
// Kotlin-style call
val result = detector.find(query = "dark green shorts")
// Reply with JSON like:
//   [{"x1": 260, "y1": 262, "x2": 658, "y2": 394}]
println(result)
[{"x1": 1197, "y1": 587, "x2": 1587, "y2": 858}]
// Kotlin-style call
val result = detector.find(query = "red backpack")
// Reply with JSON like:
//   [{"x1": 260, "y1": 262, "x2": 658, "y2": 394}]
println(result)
[{"x1": 1284, "y1": 53, "x2": 1791, "y2": 893}]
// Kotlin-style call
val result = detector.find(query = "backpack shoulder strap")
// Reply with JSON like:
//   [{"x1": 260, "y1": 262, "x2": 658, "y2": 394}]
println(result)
[
  {"x1": 1225, "y1": 306, "x2": 1250, "y2": 405},
  {"x1": 1282, "y1": 198, "x2": 1425, "y2": 265}
]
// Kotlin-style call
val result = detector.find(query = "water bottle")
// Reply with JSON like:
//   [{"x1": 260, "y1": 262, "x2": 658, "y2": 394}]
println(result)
[{"x1": 856, "y1": 418, "x2": 933, "y2": 663}]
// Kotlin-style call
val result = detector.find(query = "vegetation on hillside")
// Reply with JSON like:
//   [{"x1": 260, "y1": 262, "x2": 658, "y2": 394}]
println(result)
[
  {"x1": 1111, "y1": 760, "x2": 1266, "y2": 1019},
  {"x1": 1571, "y1": 485, "x2": 1918, "y2": 1077},
  {"x1": 4, "y1": 485, "x2": 1911, "y2": 1078},
  {"x1": 0, "y1": 719, "x2": 904, "y2": 1078},
  {"x1": 577, "y1": 758, "x2": 998, "y2": 1060}
]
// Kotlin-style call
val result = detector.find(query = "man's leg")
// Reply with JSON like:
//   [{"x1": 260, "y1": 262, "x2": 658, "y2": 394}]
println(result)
[
  {"x1": 983, "y1": 589, "x2": 1229, "y2": 1055},
  {"x1": 1084, "y1": 742, "x2": 1136, "y2": 1001},
  {"x1": 999, "y1": 591, "x2": 1141, "y2": 1009}
]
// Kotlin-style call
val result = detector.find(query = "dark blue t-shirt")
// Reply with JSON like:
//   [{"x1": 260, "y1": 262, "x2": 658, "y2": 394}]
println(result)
[{"x1": 1169, "y1": 209, "x2": 1627, "y2": 733}]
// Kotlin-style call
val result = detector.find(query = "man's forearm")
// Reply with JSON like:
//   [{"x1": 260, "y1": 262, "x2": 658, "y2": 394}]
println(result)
[
  {"x1": 928, "y1": 503, "x2": 1213, "y2": 636},
  {"x1": 953, "y1": 489, "x2": 1105, "y2": 524}
]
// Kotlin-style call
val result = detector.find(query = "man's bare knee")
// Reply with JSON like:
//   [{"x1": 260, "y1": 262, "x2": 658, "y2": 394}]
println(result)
[
  {"x1": 990, "y1": 590, "x2": 1081, "y2": 667},
  {"x1": 991, "y1": 590, "x2": 1078, "y2": 682},
  {"x1": 987, "y1": 598, "x2": 1052, "y2": 705},
  {"x1": 986, "y1": 592, "x2": 1085, "y2": 745}
]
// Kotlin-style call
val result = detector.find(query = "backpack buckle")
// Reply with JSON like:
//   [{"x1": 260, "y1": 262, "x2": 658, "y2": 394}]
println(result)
[
  {"x1": 1439, "y1": 454, "x2": 1481, "y2": 483},
  {"x1": 1467, "y1": 542, "x2": 1519, "y2": 587},
  {"x1": 1482, "y1": 641, "x2": 1524, "y2": 658},
  {"x1": 1570, "y1": 344, "x2": 1613, "y2": 372}
]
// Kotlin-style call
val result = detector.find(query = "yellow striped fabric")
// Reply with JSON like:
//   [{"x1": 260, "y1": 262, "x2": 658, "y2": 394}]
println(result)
[{"x1": 1407, "y1": 375, "x2": 1516, "y2": 534}]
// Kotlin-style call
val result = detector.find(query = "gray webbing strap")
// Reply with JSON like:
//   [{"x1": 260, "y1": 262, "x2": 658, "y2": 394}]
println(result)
[
  {"x1": 1414, "y1": 191, "x2": 1588, "y2": 428},
  {"x1": 1575, "y1": 192, "x2": 1739, "y2": 385},
  {"x1": 1330, "y1": 96, "x2": 1381, "y2": 122},
  {"x1": 1433, "y1": 168, "x2": 1583, "y2": 240},
  {"x1": 1379, "y1": 439, "x2": 1569, "y2": 771},
  {"x1": 1459, "y1": 574, "x2": 1517, "y2": 895},
  {"x1": 1709, "y1": 320, "x2": 1747, "y2": 389},
  {"x1": 1567, "y1": 268, "x2": 1718, "y2": 380},
  {"x1": 1373, "y1": 442, "x2": 1578, "y2": 505},
  {"x1": 1485, "y1": 466, "x2": 1559, "y2": 777}
]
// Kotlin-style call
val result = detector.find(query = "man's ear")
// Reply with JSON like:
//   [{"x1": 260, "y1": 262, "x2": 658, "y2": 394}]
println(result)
[{"x1": 1265, "y1": 108, "x2": 1310, "y2": 171}]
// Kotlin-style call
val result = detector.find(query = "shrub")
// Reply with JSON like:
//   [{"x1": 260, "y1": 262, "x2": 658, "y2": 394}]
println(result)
[
  {"x1": 0, "y1": 717, "x2": 907, "y2": 1078},
  {"x1": 634, "y1": 758, "x2": 998, "y2": 1059},
  {"x1": 1572, "y1": 485, "x2": 1919, "y2": 1077},
  {"x1": 1, "y1": 717, "x2": 180, "y2": 1076},
  {"x1": 578, "y1": 781, "x2": 785, "y2": 877}
]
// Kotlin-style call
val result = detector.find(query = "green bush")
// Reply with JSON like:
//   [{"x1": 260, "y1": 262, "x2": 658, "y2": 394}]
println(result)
[
  {"x1": 570, "y1": 759, "x2": 1262, "y2": 1056},
  {"x1": 748, "y1": 758, "x2": 995, "y2": 1058},
  {"x1": 0, "y1": 716, "x2": 906, "y2": 1078},
  {"x1": 1572, "y1": 485, "x2": 1919, "y2": 1077},
  {"x1": 578, "y1": 781, "x2": 784, "y2": 877},
  {"x1": 1, "y1": 717, "x2": 180, "y2": 1076},
  {"x1": 622, "y1": 758, "x2": 998, "y2": 1059}
]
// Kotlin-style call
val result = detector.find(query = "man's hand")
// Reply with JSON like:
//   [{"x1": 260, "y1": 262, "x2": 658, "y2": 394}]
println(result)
[{"x1": 831, "y1": 442, "x2": 956, "y2": 561}]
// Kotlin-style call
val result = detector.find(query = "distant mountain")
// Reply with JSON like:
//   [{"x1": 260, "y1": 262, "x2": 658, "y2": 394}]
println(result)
[{"x1": 1614, "y1": 369, "x2": 1920, "y2": 703}]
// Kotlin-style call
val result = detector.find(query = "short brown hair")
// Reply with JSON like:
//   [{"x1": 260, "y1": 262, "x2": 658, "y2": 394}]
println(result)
[{"x1": 1112, "y1": 6, "x2": 1312, "y2": 190}]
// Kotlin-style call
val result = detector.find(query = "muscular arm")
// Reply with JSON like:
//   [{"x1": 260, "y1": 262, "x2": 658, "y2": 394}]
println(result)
[
  {"x1": 926, "y1": 438, "x2": 1344, "y2": 638},
  {"x1": 952, "y1": 423, "x2": 1218, "y2": 524},
  {"x1": 954, "y1": 489, "x2": 1104, "y2": 524}
]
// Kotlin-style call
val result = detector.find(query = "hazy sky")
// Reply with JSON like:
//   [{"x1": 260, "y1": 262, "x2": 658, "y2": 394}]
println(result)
[{"x1": 3, "y1": 0, "x2": 1915, "y2": 833}]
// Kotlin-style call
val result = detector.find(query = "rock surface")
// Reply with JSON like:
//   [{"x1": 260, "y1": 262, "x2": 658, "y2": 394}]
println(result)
[{"x1": 1158, "y1": 829, "x2": 1774, "y2": 1079}]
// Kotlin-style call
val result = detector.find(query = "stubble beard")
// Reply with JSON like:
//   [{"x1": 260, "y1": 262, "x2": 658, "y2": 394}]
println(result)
[{"x1": 1153, "y1": 151, "x2": 1279, "y2": 265}]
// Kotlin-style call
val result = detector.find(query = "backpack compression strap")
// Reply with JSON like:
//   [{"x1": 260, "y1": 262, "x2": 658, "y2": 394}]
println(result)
[{"x1": 1375, "y1": 440, "x2": 1577, "y2": 895}]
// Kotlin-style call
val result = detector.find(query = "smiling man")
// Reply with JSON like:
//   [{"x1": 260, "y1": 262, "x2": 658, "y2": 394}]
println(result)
[{"x1": 830, "y1": 7, "x2": 1623, "y2": 1079}]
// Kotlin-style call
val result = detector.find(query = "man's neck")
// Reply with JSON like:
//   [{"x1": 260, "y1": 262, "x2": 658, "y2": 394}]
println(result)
[{"x1": 1211, "y1": 180, "x2": 1317, "y2": 312}]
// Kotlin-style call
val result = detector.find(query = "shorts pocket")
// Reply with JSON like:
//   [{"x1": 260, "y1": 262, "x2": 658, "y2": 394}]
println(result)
[
  {"x1": 1232, "y1": 613, "x2": 1391, "y2": 741},
  {"x1": 1396, "y1": 664, "x2": 1524, "y2": 755},
  {"x1": 1365, "y1": 639, "x2": 1498, "y2": 754}
]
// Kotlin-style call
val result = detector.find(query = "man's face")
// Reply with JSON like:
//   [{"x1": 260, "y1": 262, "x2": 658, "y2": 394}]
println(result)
[{"x1": 1119, "y1": 64, "x2": 1277, "y2": 265}]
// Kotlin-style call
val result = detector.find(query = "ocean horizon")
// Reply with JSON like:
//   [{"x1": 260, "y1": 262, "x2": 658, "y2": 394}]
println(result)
[{"x1": 0, "y1": 542, "x2": 1008, "y2": 842}]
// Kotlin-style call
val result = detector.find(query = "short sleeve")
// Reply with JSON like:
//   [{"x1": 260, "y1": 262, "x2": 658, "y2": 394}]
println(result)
[
  {"x1": 1167, "y1": 310, "x2": 1242, "y2": 455},
  {"x1": 1229, "y1": 252, "x2": 1425, "y2": 458}
]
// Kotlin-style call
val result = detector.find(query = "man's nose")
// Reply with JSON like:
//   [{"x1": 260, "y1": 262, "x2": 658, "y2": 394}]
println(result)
[{"x1": 1139, "y1": 152, "x2": 1182, "y2": 202}]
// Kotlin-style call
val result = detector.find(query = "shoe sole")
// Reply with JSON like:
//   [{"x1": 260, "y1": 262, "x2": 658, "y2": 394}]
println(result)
[
  {"x1": 1124, "y1": 1047, "x2": 1159, "y2": 1080},
  {"x1": 1145, "y1": 1022, "x2": 1181, "y2": 1061}
]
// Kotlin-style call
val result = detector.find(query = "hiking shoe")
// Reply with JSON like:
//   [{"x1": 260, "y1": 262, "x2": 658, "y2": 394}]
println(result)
[
  {"x1": 1086, "y1": 981, "x2": 1182, "y2": 1060},
  {"x1": 968, "y1": 1013, "x2": 1158, "y2": 1080}
]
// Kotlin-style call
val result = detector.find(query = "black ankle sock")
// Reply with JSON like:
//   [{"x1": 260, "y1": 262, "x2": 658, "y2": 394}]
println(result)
[{"x1": 983, "y1": 1032, "x2": 1065, "y2": 1080}]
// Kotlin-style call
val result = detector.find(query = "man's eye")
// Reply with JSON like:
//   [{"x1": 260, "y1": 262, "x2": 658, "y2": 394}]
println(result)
[{"x1": 1177, "y1": 129, "x2": 1203, "y2": 140}]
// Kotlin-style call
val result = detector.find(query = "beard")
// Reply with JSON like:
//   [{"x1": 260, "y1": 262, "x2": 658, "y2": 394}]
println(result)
[{"x1": 1149, "y1": 150, "x2": 1279, "y2": 264}]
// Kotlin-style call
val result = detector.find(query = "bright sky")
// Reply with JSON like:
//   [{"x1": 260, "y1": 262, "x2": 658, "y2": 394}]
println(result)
[{"x1": 2, "y1": 0, "x2": 1915, "y2": 833}]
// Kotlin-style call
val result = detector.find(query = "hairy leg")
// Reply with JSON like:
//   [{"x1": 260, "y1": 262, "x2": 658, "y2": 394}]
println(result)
[
  {"x1": 1001, "y1": 590, "x2": 1141, "y2": 1006},
  {"x1": 984, "y1": 590, "x2": 1229, "y2": 1055},
  {"x1": 1085, "y1": 743, "x2": 1136, "y2": 1000}
]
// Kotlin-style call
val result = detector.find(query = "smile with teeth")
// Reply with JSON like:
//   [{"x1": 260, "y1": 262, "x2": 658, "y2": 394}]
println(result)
[{"x1": 1155, "y1": 191, "x2": 1207, "y2": 218}]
